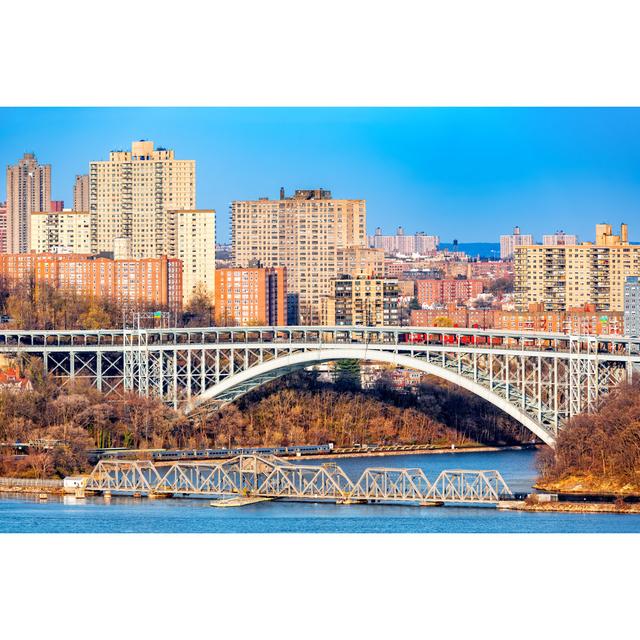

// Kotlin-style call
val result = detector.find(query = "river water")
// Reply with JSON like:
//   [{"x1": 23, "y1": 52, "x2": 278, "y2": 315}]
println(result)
[{"x1": 1, "y1": 449, "x2": 639, "y2": 533}]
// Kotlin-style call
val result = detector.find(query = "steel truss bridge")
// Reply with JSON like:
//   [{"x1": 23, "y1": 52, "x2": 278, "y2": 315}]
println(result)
[
  {"x1": 1, "y1": 325, "x2": 639, "y2": 446},
  {"x1": 85, "y1": 454, "x2": 515, "y2": 505}
]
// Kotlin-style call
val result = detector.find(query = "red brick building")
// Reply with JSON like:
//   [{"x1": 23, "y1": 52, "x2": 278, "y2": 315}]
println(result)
[
  {"x1": 493, "y1": 304, "x2": 623, "y2": 335},
  {"x1": 470, "y1": 261, "x2": 513, "y2": 280},
  {"x1": 215, "y1": 267, "x2": 286, "y2": 326},
  {"x1": 410, "y1": 307, "x2": 494, "y2": 328},
  {"x1": 0, "y1": 253, "x2": 182, "y2": 311},
  {"x1": 416, "y1": 278, "x2": 484, "y2": 307},
  {"x1": 410, "y1": 303, "x2": 623, "y2": 335}
]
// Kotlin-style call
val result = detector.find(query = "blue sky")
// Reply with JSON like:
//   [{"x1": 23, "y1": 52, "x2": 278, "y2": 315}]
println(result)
[{"x1": 1, "y1": 107, "x2": 639, "y2": 243}]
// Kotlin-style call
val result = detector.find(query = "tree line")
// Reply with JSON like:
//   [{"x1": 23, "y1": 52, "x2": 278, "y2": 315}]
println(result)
[
  {"x1": 0, "y1": 276, "x2": 216, "y2": 330},
  {"x1": 213, "y1": 371, "x2": 531, "y2": 450},
  {"x1": 537, "y1": 378, "x2": 640, "y2": 491},
  {"x1": 0, "y1": 360, "x2": 531, "y2": 479}
]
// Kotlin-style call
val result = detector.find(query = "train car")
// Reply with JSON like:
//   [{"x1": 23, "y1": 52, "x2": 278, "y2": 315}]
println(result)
[
  {"x1": 399, "y1": 333, "x2": 423, "y2": 344},
  {"x1": 101, "y1": 443, "x2": 335, "y2": 463}
]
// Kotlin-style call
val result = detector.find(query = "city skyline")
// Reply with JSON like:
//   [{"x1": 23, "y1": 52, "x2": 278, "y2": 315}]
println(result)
[{"x1": 2, "y1": 107, "x2": 640, "y2": 244}]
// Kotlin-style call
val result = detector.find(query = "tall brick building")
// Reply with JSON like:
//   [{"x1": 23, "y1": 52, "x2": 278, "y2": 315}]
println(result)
[
  {"x1": 6, "y1": 153, "x2": 51, "y2": 254},
  {"x1": 416, "y1": 278, "x2": 484, "y2": 307},
  {"x1": 0, "y1": 253, "x2": 182, "y2": 311},
  {"x1": 215, "y1": 267, "x2": 285, "y2": 326}
]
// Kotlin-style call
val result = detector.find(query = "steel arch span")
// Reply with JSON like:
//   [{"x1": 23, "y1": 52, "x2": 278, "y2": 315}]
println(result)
[
  {"x1": 189, "y1": 348, "x2": 559, "y2": 446},
  {"x1": 1, "y1": 325, "x2": 637, "y2": 448}
]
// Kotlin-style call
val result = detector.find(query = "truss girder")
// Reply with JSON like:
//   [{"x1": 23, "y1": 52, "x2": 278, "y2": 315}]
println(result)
[
  {"x1": 6, "y1": 326, "x2": 640, "y2": 443},
  {"x1": 84, "y1": 454, "x2": 514, "y2": 504}
]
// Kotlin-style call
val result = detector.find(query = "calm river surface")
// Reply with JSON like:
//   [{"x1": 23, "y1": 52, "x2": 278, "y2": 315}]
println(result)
[{"x1": 1, "y1": 449, "x2": 639, "y2": 533}]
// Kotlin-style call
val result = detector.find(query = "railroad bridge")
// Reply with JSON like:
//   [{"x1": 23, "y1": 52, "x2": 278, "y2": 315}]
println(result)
[
  {"x1": 1, "y1": 325, "x2": 638, "y2": 446},
  {"x1": 85, "y1": 453, "x2": 515, "y2": 505}
]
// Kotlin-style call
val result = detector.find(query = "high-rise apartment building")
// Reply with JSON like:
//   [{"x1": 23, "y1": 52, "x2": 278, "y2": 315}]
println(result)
[
  {"x1": 369, "y1": 226, "x2": 439, "y2": 255},
  {"x1": 0, "y1": 253, "x2": 182, "y2": 311},
  {"x1": 231, "y1": 188, "x2": 367, "y2": 324},
  {"x1": 624, "y1": 276, "x2": 640, "y2": 337},
  {"x1": 322, "y1": 275, "x2": 399, "y2": 327},
  {"x1": 49, "y1": 201, "x2": 64, "y2": 212},
  {"x1": 89, "y1": 140, "x2": 195, "y2": 257},
  {"x1": 543, "y1": 231, "x2": 578, "y2": 246},
  {"x1": 89, "y1": 141, "x2": 214, "y2": 305},
  {"x1": 73, "y1": 174, "x2": 90, "y2": 211},
  {"x1": 6, "y1": 153, "x2": 51, "y2": 253},
  {"x1": 31, "y1": 211, "x2": 91, "y2": 254},
  {"x1": 0, "y1": 202, "x2": 7, "y2": 254},
  {"x1": 337, "y1": 246, "x2": 384, "y2": 278},
  {"x1": 500, "y1": 226, "x2": 534, "y2": 259},
  {"x1": 514, "y1": 223, "x2": 640, "y2": 312},
  {"x1": 215, "y1": 267, "x2": 285, "y2": 326},
  {"x1": 167, "y1": 209, "x2": 216, "y2": 305}
]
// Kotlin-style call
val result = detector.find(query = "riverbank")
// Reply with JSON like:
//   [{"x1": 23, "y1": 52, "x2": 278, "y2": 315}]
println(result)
[
  {"x1": 291, "y1": 443, "x2": 537, "y2": 461},
  {"x1": 0, "y1": 478, "x2": 64, "y2": 496},
  {"x1": 0, "y1": 485, "x2": 64, "y2": 496},
  {"x1": 535, "y1": 474, "x2": 640, "y2": 498},
  {"x1": 500, "y1": 500, "x2": 640, "y2": 514}
]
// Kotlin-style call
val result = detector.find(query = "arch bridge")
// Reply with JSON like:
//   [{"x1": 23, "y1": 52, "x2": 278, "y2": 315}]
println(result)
[{"x1": 1, "y1": 325, "x2": 638, "y2": 447}]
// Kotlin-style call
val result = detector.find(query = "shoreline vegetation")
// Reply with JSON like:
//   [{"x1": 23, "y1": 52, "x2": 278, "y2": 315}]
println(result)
[
  {"x1": 534, "y1": 476, "x2": 640, "y2": 497},
  {"x1": 0, "y1": 362, "x2": 532, "y2": 480},
  {"x1": 535, "y1": 378, "x2": 640, "y2": 499}
]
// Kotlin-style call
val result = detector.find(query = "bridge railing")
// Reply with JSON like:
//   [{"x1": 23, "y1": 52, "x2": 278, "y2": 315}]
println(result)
[{"x1": 0, "y1": 325, "x2": 638, "y2": 357}]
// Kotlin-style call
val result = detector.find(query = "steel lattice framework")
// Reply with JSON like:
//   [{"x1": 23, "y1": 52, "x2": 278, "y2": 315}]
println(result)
[
  {"x1": 1, "y1": 325, "x2": 638, "y2": 446},
  {"x1": 84, "y1": 454, "x2": 514, "y2": 505}
]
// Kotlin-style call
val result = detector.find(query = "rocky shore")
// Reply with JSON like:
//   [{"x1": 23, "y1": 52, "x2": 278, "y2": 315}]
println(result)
[{"x1": 524, "y1": 501, "x2": 640, "y2": 514}]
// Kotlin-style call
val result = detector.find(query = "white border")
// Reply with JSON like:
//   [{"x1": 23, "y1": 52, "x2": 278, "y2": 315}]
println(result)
[
  {"x1": 1, "y1": 1, "x2": 639, "y2": 637},
  {"x1": 1, "y1": 534, "x2": 638, "y2": 639},
  {"x1": 1, "y1": 1, "x2": 640, "y2": 106}
]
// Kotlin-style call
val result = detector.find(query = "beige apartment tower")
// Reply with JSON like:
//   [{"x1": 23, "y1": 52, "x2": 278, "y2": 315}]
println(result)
[
  {"x1": 231, "y1": 188, "x2": 367, "y2": 324},
  {"x1": 514, "y1": 223, "x2": 640, "y2": 312},
  {"x1": 337, "y1": 245, "x2": 385, "y2": 278},
  {"x1": 322, "y1": 276, "x2": 400, "y2": 327},
  {"x1": 167, "y1": 209, "x2": 216, "y2": 305},
  {"x1": 500, "y1": 226, "x2": 534, "y2": 260},
  {"x1": 89, "y1": 140, "x2": 195, "y2": 257},
  {"x1": 30, "y1": 211, "x2": 91, "y2": 254},
  {"x1": 6, "y1": 153, "x2": 51, "y2": 253},
  {"x1": 89, "y1": 141, "x2": 214, "y2": 305}
]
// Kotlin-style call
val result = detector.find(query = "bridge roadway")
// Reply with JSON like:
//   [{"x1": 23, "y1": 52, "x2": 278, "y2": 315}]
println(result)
[
  {"x1": 84, "y1": 453, "x2": 515, "y2": 506},
  {"x1": 1, "y1": 325, "x2": 639, "y2": 446}
]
